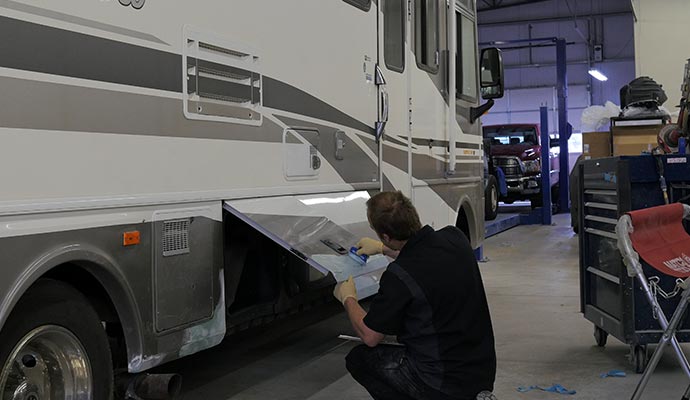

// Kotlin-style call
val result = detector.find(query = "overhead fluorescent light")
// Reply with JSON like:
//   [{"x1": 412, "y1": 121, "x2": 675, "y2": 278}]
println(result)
[{"x1": 588, "y1": 69, "x2": 608, "y2": 82}]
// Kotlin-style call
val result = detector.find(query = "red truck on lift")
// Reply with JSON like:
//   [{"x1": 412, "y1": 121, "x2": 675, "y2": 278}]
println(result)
[{"x1": 483, "y1": 124, "x2": 560, "y2": 214}]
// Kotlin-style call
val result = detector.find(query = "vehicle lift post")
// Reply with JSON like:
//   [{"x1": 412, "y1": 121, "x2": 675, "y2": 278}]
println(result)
[
  {"x1": 556, "y1": 38, "x2": 571, "y2": 213},
  {"x1": 540, "y1": 106, "x2": 552, "y2": 225},
  {"x1": 480, "y1": 37, "x2": 571, "y2": 215}
]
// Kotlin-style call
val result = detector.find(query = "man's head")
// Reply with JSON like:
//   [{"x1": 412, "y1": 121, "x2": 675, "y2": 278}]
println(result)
[{"x1": 366, "y1": 191, "x2": 422, "y2": 250}]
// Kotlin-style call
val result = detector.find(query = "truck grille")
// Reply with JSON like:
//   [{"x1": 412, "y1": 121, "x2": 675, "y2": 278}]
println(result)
[{"x1": 493, "y1": 156, "x2": 522, "y2": 177}]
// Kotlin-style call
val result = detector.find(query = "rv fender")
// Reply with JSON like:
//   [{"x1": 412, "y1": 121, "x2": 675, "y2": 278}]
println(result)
[
  {"x1": 0, "y1": 243, "x2": 144, "y2": 368},
  {"x1": 455, "y1": 196, "x2": 479, "y2": 248}
]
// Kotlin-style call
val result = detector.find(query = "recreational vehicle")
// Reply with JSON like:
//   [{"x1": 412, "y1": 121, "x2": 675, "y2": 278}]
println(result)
[{"x1": 0, "y1": 0, "x2": 503, "y2": 395}]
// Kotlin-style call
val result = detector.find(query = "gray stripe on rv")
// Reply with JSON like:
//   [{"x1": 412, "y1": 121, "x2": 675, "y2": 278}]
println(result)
[
  {"x1": 0, "y1": 76, "x2": 289, "y2": 143},
  {"x1": 275, "y1": 115, "x2": 379, "y2": 186},
  {"x1": 383, "y1": 145, "x2": 480, "y2": 181},
  {"x1": 0, "y1": 16, "x2": 181, "y2": 92},
  {"x1": 384, "y1": 135, "x2": 409, "y2": 148},
  {"x1": 263, "y1": 78, "x2": 375, "y2": 137},
  {"x1": 409, "y1": 137, "x2": 481, "y2": 150},
  {"x1": 0, "y1": 1, "x2": 168, "y2": 45},
  {"x1": 382, "y1": 144, "x2": 481, "y2": 208},
  {"x1": 0, "y1": 15, "x2": 374, "y2": 138}
]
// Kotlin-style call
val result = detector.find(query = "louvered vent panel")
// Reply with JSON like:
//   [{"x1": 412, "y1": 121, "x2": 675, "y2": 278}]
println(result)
[
  {"x1": 162, "y1": 219, "x2": 190, "y2": 257},
  {"x1": 183, "y1": 27, "x2": 262, "y2": 125}
]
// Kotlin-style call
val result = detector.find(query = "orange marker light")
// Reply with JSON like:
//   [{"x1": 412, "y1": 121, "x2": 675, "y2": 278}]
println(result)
[{"x1": 123, "y1": 231, "x2": 140, "y2": 246}]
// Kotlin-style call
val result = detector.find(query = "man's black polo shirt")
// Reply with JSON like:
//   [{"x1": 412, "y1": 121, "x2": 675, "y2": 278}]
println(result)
[{"x1": 363, "y1": 225, "x2": 496, "y2": 399}]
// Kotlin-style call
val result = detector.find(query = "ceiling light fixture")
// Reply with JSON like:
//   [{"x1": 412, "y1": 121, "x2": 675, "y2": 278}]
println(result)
[{"x1": 588, "y1": 69, "x2": 608, "y2": 82}]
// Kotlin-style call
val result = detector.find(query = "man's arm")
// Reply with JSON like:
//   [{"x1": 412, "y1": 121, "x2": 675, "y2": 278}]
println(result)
[
  {"x1": 333, "y1": 277, "x2": 385, "y2": 347},
  {"x1": 343, "y1": 298, "x2": 385, "y2": 347}
]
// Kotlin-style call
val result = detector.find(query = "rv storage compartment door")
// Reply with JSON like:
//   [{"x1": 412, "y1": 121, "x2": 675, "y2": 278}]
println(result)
[{"x1": 223, "y1": 191, "x2": 388, "y2": 299}]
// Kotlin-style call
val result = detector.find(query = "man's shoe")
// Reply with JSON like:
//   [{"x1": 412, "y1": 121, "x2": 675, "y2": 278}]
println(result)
[{"x1": 476, "y1": 391, "x2": 498, "y2": 400}]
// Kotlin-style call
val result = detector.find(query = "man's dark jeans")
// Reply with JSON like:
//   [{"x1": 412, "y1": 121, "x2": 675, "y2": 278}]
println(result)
[{"x1": 346, "y1": 344, "x2": 468, "y2": 400}]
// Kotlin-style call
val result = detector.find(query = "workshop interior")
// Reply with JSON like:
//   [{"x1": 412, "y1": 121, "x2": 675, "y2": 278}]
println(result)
[{"x1": 0, "y1": 0, "x2": 688, "y2": 399}]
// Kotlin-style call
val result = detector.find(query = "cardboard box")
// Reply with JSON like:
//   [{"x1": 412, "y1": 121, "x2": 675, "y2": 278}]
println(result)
[
  {"x1": 611, "y1": 125, "x2": 661, "y2": 156},
  {"x1": 582, "y1": 131, "x2": 612, "y2": 159}
]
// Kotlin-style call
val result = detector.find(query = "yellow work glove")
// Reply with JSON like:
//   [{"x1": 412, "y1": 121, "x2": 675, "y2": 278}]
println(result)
[
  {"x1": 356, "y1": 237, "x2": 384, "y2": 256},
  {"x1": 333, "y1": 276, "x2": 357, "y2": 304}
]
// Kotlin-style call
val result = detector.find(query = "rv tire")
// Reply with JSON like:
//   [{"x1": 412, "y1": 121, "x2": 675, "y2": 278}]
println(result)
[{"x1": 0, "y1": 279, "x2": 114, "y2": 399}]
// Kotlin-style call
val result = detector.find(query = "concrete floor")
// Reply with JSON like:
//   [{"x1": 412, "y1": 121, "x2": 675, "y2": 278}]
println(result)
[{"x1": 167, "y1": 214, "x2": 689, "y2": 399}]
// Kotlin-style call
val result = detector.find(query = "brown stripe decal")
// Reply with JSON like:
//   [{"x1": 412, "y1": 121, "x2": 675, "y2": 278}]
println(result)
[
  {"x1": 0, "y1": 76, "x2": 286, "y2": 142},
  {"x1": 263, "y1": 77, "x2": 375, "y2": 137},
  {"x1": 274, "y1": 115, "x2": 379, "y2": 186},
  {"x1": 0, "y1": 16, "x2": 181, "y2": 92},
  {"x1": 0, "y1": 16, "x2": 375, "y2": 138}
]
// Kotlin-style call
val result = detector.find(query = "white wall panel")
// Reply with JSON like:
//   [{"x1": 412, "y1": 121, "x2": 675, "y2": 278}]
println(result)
[{"x1": 633, "y1": 0, "x2": 688, "y2": 105}]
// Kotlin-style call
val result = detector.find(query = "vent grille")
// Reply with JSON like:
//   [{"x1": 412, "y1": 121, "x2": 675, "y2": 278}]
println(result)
[
  {"x1": 162, "y1": 219, "x2": 190, "y2": 257},
  {"x1": 199, "y1": 42, "x2": 249, "y2": 58},
  {"x1": 183, "y1": 27, "x2": 262, "y2": 126},
  {"x1": 494, "y1": 156, "x2": 522, "y2": 177}
]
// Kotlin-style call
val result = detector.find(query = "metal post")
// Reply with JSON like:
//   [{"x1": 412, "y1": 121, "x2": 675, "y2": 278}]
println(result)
[
  {"x1": 540, "y1": 106, "x2": 552, "y2": 225},
  {"x1": 446, "y1": 0, "x2": 457, "y2": 175},
  {"x1": 556, "y1": 38, "x2": 570, "y2": 212},
  {"x1": 631, "y1": 275, "x2": 690, "y2": 400}
]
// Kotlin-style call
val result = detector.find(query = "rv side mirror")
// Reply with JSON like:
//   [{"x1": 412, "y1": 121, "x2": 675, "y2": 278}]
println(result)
[{"x1": 480, "y1": 48, "x2": 504, "y2": 100}]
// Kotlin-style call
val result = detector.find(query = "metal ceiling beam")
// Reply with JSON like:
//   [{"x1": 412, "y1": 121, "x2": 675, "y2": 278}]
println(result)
[
  {"x1": 477, "y1": 0, "x2": 550, "y2": 12},
  {"x1": 478, "y1": 11, "x2": 633, "y2": 27}
]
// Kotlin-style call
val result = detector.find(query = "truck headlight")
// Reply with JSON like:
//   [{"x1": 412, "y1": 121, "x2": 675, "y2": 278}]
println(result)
[{"x1": 522, "y1": 160, "x2": 541, "y2": 174}]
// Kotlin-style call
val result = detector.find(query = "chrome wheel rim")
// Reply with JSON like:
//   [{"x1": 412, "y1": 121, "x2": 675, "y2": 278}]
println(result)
[
  {"x1": 491, "y1": 186, "x2": 498, "y2": 212},
  {"x1": 0, "y1": 326, "x2": 92, "y2": 400}
]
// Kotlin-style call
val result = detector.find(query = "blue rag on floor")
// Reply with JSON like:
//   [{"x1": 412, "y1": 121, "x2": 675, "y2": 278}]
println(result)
[
  {"x1": 517, "y1": 384, "x2": 576, "y2": 395},
  {"x1": 600, "y1": 369, "x2": 627, "y2": 378}
]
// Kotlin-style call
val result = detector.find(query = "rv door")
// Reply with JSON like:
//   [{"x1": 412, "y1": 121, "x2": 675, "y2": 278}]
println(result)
[{"x1": 377, "y1": 0, "x2": 412, "y2": 196}]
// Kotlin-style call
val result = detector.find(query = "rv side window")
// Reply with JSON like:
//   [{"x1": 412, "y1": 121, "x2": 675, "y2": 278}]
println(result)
[
  {"x1": 414, "y1": 0, "x2": 439, "y2": 73},
  {"x1": 343, "y1": 0, "x2": 372, "y2": 11},
  {"x1": 384, "y1": 0, "x2": 405, "y2": 72},
  {"x1": 456, "y1": 12, "x2": 478, "y2": 100}
]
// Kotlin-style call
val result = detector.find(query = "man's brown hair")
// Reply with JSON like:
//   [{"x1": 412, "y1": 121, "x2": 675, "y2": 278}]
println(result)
[{"x1": 366, "y1": 191, "x2": 422, "y2": 241}]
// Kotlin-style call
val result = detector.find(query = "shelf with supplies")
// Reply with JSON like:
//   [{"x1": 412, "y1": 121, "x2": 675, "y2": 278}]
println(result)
[{"x1": 582, "y1": 115, "x2": 671, "y2": 160}]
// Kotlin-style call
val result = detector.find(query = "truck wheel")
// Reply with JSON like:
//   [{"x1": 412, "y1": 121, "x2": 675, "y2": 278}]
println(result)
[
  {"x1": 0, "y1": 279, "x2": 113, "y2": 399},
  {"x1": 530, "y1": 195, "x2": 543, "y2": 209},
  {"x1": 551, "y1": 184, "x2": 561, "y2": 214},
  {"x1": 485, "y1": 175, "x2": 499, "y2": 221}
]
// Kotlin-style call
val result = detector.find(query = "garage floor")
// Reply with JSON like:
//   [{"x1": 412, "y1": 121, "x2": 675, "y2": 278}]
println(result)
[{"x1": 167, "y1": 214, "x2": 688, "y2": 399}]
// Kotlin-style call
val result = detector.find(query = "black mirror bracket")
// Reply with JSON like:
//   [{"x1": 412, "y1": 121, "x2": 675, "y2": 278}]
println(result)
[
  {"x1": 375, "y1": 121, "x2": 386, "y2": 144},
  {"x1": 470, "y1": 99, "x2": 495, "y2": 124}
]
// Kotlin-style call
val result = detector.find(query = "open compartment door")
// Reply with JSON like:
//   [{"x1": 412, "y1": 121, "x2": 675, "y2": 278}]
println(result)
[{"x1": 223, "y1": 191, "x2": 388, "y2": 299}]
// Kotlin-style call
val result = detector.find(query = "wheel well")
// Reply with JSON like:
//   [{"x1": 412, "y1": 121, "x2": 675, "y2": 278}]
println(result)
[
  {"x1": 42, "y1": 263, "x2": 127, "y2": 369},
  {"x1": 456, "y1": 206, "x2": 471, "y2": 242}
]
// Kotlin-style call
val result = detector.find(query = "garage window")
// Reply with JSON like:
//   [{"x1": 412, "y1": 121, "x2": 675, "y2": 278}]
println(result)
[
  {"x1": 384, "y1": 0, "x2": 405, "y2": 72},
  {"x1": 343, "y1": 0, "x2": 372, "y2": 11},
  {"x1": 456, "y1": 12, "x2": 477, "y2": 100},
  {"x1": 414, "y1": 0, "x2": 439, "y2": 73}
]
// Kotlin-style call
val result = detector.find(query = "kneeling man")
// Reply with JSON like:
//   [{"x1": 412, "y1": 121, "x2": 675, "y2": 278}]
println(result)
[{"x1": 334, "y1": 191, "x2": 496, "y2": 400}]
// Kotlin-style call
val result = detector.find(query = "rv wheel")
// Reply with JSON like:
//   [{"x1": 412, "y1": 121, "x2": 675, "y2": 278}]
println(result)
[
  {"x1": 0, "y1": 279, "x2": 114, "y2": 399},
  {"x1": 485, "y1": 176, "x2": 499, "y2": 221}
]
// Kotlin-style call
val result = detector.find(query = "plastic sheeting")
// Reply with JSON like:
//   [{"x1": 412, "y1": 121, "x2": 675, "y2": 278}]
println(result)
[{"x1": 581, "y1": 101, "x2": 621, "y2": 132}]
